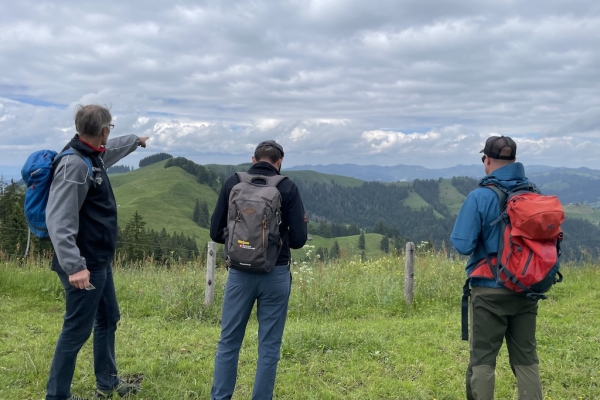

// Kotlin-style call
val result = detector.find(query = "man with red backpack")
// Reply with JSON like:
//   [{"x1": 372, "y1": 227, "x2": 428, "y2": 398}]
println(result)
[{"x1": 451, "y1": 136, "x2": 562, "y2": 400}]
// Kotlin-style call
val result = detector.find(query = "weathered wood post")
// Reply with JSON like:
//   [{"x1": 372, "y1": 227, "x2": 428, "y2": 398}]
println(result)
[
  {"x1": 205, "y1": 241, "x2": 217, "y2": 306},
  {"x1": 404, "y1": 242, "x2": 415, "y2": 305}
]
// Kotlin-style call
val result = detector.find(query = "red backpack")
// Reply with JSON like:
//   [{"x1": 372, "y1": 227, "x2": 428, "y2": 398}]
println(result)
[{"x1": 461, "y1": 183, "x2": 564, "y2": 340}]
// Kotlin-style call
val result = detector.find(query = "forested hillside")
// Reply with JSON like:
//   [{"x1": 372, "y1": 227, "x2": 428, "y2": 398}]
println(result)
[{"x1": 2, "y1": 156, "x2": 600, "y2": 263}]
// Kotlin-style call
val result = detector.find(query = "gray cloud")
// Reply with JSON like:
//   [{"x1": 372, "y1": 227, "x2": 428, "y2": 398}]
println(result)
[{"x1": 1, "y1": 0, "x2": 600, "y2": 176}]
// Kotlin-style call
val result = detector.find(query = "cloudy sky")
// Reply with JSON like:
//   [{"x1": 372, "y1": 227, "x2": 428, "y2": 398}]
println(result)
[{"x1": 1, "y1": 0, "x2": 599, "y2": 179}]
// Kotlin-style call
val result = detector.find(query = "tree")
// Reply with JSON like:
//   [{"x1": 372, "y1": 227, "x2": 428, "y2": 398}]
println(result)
[
  {"x1": 393, "y1": 235, "x2": 407, "y2": 254},
  {"x1": 330, "y1": 241, "x2": 340, "y2": 259},
  {"x1": 316, "y1": 246, "x2": 328, "y2": 261},
  {"x1": 192, "y1": 199, "x2": 201, "y2": 224},
  {"x1": 358, "y1": 231, "x2": 365, "y2": 250},
  {"x1": 199, "y1": 200, "x2": 209, "y2": 228},
  {"x1": 121, "y1": 211, "x2": 152, "y2": 261},
  {"x1": 0, "y1": 180, "x2": 27, "y2": 254},
  {"x1": 380, "y1": 235, "x2": 389, "y2": 253},
  {"x1": 192, "y1": 199, "x2": 209, "y2": 228},
  {"x1": 139, "y1": 153, "x2": 173, "y2": 168},
  {"x1": 0, "y1": 175, "x2": 6, "y2": 196},
  {"x1": 2, "y1": 202, "x2": 28, "y2": 255}
]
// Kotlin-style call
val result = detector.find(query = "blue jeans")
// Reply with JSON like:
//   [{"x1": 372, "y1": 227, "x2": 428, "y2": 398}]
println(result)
[
  {"x1": 46, "y1": 266, "x2": 121, "y2": 400},
  {"x1": 211, "y1": 265, "x2": 292, "y2": 400}
]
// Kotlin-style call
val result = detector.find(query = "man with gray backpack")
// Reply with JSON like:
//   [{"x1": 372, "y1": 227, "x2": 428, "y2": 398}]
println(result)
[{"x1": 209, "y1": 140, "x2": 308, "y2": 400}]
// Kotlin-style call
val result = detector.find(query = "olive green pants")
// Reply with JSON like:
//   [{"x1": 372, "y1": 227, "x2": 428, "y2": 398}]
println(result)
[{"x1": 466, "y1": 287, "x2": 542, "y2": 400}]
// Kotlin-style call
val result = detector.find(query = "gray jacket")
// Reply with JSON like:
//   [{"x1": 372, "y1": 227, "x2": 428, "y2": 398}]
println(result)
[{"x1": 47, "y1": 134, "x2": 140, "y2": 275}]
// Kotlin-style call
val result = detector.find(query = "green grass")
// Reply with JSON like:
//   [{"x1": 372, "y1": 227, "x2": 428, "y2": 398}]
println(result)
[
  {"x1": 439, "y1": 179, "x2": 466, "y2": 216},
  {"x1": 293, "y1": 233, "x2": 387, "y2": 261},
  {"x1": 402, "y1": 191, "x2": 444, "y2": 218},
  {"x1": 563, "y1": 203, "x2": 600, "y2": 224},
  {"x1": 401, "y1": 191, "x2": 429, "y2": 210},
  {"x1": 1, "y1": 254, "x2": 599, "y2": 399},
  {"x1": 110, "y1": 161, "x2": 217, "y2": 245}
]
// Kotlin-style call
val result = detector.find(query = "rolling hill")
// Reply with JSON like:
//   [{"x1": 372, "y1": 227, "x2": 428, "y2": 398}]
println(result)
[
  {"x1": 106, "y1": 159, "x2": 600, "y2": 264},
  {"x1": 110, "y1": 160, "x2": 217, "y2": 246}
]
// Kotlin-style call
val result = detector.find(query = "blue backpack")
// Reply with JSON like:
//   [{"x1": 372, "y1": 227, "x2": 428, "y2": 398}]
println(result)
[{"x1": 21, "y1": 149, "x2": 93, "y2": 239}]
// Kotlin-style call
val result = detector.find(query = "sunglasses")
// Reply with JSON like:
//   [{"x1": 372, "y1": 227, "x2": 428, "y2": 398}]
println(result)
[{"x1": 481, "y1": 155, "x2": 486, "y2": 163}]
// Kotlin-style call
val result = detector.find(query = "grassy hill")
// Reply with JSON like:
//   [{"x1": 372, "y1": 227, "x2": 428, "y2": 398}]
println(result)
[
  {"x1": 284, "y1": 170, "x2": 364, "y2": 187},
  {"x1": 110, "y1": 160, "x2": 217, "y2": 246},
  {"x1": 109, "y1": 161, "x2": 600, "y2": 256},
  {"x1": 109, "y1": 163, "x2": 381, "y2": 252},
  {"x1": 439, "y1": 179, "x2": 467, "y2": 215},
  {"x1": 203, "y1": 163, "x2": 365, "y2": 188}
]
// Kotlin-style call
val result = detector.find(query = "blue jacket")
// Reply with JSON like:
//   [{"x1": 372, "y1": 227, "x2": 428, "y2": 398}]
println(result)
[{"x1": 450, "y1": 162, "x2": 530, "y2": 288}]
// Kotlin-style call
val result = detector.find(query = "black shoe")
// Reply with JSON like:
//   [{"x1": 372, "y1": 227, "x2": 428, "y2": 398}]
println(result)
[{"x1": 94, "y1": 380, "x2": 141, "y2": 398}]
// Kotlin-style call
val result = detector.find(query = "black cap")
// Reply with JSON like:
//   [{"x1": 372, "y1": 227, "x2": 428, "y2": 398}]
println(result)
[
  {"x1": 255, "y1": 140, "x2": 284, "y2": 158},
  {"x1": 480, "y1": 136, "x2": 517, "y2": 160}
]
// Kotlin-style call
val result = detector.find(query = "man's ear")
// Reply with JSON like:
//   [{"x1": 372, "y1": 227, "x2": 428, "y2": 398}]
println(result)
[{"x1": 251, "y1": 156, "x2": 257, "y2": 164}]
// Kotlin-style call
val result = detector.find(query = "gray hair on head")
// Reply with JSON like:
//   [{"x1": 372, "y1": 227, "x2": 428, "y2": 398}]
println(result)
[{"x1": 74, "y1": 104, "x2": 112, "y2": 137}]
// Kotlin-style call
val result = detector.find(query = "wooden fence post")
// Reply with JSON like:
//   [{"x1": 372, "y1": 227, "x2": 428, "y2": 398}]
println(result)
[
  {"x1": 404, "y1": 242, "x2": 415, "y2": 305},
  {"x1": 205, "y1": 241, "x2": 216, "y2": 306}
]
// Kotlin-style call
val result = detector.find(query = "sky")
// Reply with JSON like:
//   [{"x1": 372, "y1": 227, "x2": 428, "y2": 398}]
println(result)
[{"x1": 1, "y1": 0, "x2": 600, "y2": 180}]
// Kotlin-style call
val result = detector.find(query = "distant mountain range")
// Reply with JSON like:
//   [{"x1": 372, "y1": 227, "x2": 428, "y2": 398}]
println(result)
[{"x1": 285, "y1": 163, "x2": 597, "y2": 182}]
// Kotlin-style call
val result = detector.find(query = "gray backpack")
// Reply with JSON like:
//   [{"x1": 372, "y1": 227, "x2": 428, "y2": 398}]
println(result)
[{"x1": 224, "y1": 172, "x2": 287, "y2": 273}]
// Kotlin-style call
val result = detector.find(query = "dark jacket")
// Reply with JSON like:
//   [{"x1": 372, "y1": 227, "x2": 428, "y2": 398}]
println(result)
[
  {"x1": 210, "y1": 161, "x2": 308, "y2": 265},
  {"x1": 450, "y1": 162, "x2": 530, "y2": 288},
  {"x1": 47, "y1": 134, "x2": 140, "y2": 274}
]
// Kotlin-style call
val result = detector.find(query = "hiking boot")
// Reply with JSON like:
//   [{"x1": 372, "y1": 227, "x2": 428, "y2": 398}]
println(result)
[{"x1": 94, "y1": 380, "x2": 141, "y2": 398}]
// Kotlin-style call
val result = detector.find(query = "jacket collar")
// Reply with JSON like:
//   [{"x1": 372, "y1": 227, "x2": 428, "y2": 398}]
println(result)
[
  {"x1": 248, "y1": 161, "x2": 281, "y2": 175},
  {"x1": 480, "y1": 162, "x2": 529, "y2": 190},
  {"x1": 78, "y1": 136, "x2": 106, "y2": 152},
  {"x1": 65, "y1": 134, "x2": 104, "y2": 157}
]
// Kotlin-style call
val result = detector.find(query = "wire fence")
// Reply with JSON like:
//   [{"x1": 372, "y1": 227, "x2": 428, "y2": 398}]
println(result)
[{"x1": 0, "y1": 225, "x2": 209, "y2": 261}]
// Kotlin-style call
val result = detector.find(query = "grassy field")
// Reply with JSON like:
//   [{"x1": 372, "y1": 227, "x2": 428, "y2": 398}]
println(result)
[
  {"x1": 438, "y1": 180, "x2": 467, "y2": 216},
  {"x1": 1, "y1": 253, "x2": 599, "y2": 399},
  {"x1": 563, "y1": 203, "x2": 600, "y2": 224},
  {"x1": 110, "y1": 161, "x2": 216, "y2": 245},
  {"x1": 292, "y1": 232, "x2": 387, "y2": 261}
]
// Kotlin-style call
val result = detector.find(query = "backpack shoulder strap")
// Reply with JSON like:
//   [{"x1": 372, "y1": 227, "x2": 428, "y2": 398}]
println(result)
[
  {"x1": 516, "y1": 182, "x2": 541, "y2": 194},
  {"x1": 55, "y1": 148, "x2": 96, "y2": 185},
  {"x1": 483, "y1": 185, "x2": 509, "y2": 215},
  {"x1": 236, "y1": 171, "x2": 251, "y2": 183},
  {"x1": 236, "y1": 172, "x2": 287, "y2": 187},
  {"x1": 264, "y1": 175, "x2": 287, "y2": 187}
]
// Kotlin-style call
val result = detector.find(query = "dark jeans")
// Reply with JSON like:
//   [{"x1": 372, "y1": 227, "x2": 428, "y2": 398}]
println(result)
[
  {"x1": 46, "y1": 266, "x2": 121, "y2": 400},
  {"x1": 211, "y1": 265, "x2": 292, "y2": 400},
  {"x1": 466, "y1": 286, "x2": 541, "y2": 400}
]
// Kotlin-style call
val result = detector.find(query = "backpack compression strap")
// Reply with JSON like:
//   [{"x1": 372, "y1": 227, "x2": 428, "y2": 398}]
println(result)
[{"x1": 461, "y1": 280, "x2": 470, "y2": 341}]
